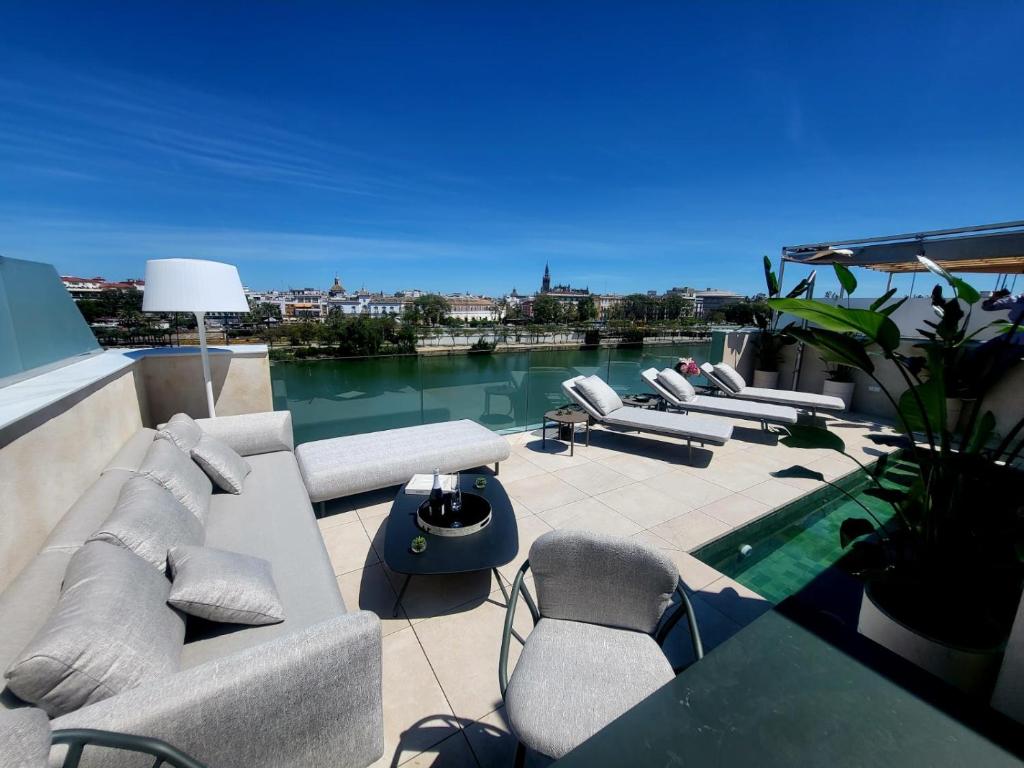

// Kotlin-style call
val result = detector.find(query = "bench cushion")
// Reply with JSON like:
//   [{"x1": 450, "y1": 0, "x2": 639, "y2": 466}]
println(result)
[{"x1": 295, "y1": 419, "x2": 511, "y2": 503}]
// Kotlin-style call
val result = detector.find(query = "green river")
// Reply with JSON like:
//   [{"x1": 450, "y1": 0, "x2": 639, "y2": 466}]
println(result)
[{"x1": 271, "y1": 342, "x2": 712, "y2": 445}]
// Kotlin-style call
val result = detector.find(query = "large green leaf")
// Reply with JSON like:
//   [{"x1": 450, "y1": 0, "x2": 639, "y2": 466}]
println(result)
[
  {"x1": 834, "y1": 263, "x2": 857, "y2": 295},
  {"x1": 785, "y1": 276, "x2": 814, "y2": 299},
  {"x1": 869, "y1": 288, "x2": 897, "y2": 312},
  {"x1": 897, "y1": 376, "x2": 944, "y2": 435},
  {"x1": 840, "y1": 517, "x2": 876, "y2": 548},
  {"x1": 878, "y1": 296, "x2": 908, "y2": 317},
  {"x1": 780, "y1": 424, "x2": 846, "y2": 453},
  {"x1": 763, "y1": 255, "x2": 779, "y2": 297},
  {"x1": 965, "y1": 410, "x2": 996, "y2": 454},
  {"x1": 784, "y1": 325, "x2": 875, "y2": 373},
  {"x1": 768, "y1": 298, "x2": 901, "y2": 353},
  {"x1": 772, "y1": 465, "x2": 825, "y2": 482},
  {"x1": 917, "y1": 254, "x2": 980, "y2": 305}
]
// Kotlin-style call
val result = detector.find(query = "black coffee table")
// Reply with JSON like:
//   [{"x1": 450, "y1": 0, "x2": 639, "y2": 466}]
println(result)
[{"x1": 383, "y1": 474, "x2": 519, "y2": 617}]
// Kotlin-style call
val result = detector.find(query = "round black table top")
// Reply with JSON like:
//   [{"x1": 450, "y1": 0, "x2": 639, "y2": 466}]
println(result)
[
  {"x1": 384, "y1": 474, "x2": 519, "y2": 576},
  {"x1": 544, "y1": 408, "x2": 589, "y2": 424}
]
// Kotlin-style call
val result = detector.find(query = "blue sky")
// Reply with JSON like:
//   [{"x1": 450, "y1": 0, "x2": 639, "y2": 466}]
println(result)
[{"x1": 1, "y1": 2, "x2": 1022, "y2": 298}]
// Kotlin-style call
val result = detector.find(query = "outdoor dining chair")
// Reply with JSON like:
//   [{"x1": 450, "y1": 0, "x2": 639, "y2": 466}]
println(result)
[{"x1": 498, "y1": 529, "x2": 704, "y2": 765}]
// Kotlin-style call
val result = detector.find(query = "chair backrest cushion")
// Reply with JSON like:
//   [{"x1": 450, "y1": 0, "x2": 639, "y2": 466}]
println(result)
[
  {"x1": 712, "y1": 363, "x2": 746, "y2": 393},
  {"x1": 157, "y1": 413, "x2": 203, "y2": 454},
  {"x1": 87, "y1": 477, "x2": 205, "y2": 573},
  {"x1": 529, "y1": 529, "x2": 678, "y2": 634},
  {"x1": 4, "y1": 541, "x2": 185, "y2": 717},
  {"x1": 573, "y1": 375, "x2": 623, "y2": 417},
  {"x1": 137, "y1": 439, "x2": 213, "y2": 524},
  {"x1": 657, "y1": 368, "x2": 696, "y2": 403}
]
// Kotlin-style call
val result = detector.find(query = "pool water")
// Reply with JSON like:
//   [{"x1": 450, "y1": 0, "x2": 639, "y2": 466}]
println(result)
[{"x1": 694, "y1": 455, "x2": 914, "y2": 605}]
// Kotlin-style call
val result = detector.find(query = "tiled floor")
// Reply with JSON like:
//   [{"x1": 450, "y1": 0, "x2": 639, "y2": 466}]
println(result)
[{"x1": 316, "y1": 413, "x2": 897, "y2": 767}]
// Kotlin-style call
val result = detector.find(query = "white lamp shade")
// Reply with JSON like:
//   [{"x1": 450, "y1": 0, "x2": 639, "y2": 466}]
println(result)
[{"x1": 142, "y1": 258, "x2": 249, "y2": 313}]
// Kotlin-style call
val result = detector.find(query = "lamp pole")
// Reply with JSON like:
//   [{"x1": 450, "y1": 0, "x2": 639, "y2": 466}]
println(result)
[{"x1": 195, "y1": 311, "x2": 216, "y2": 417}]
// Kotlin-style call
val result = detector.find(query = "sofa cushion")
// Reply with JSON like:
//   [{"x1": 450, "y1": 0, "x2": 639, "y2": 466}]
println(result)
[
  {"x1": 4, "y1": 542, "x2": 185, "y2": 717},
  {"x1": 181, "y1": 451, "x2": 345, "y2": 668},
  {"x1": 138, "y1": 439, "x2": 212, "y2": 524},
  {"x1": 88, "y1": 477, "x2": 205, "y2": 573},
  {"x1": 191, "y1": 434, "x2": 251, "y2": 494},
  {"x1": 574, "y1": 375, "x2": 623, "y2": 417},
  {"x1": 157, "y1": 413, "x2": 203, "y2": 454},
  {"x1": 657, "y1": 368, "x2": 696, "y2": 403},
  {"x1": 0, "y1": 706, "x2": 50, "y2": 768},
  {"x1": 712, "y1": 363, "x2": 746, "y2": 393},
  {"x1": 0, "y1": 551, "x2": 72, "y2": 711},
  {"x1": 169, "y1": 546, "x2": 284, "y2": 626}
]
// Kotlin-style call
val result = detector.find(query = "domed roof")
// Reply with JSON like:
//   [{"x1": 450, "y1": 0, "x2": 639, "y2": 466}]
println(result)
[{"x1": 328, "y1": 274, "x2": 345, "y2": 295}]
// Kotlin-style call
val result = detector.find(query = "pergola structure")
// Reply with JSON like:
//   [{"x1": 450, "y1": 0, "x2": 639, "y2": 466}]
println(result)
[{"x1": 779, "y1": 220, "x2": 1024, "y2": 294}]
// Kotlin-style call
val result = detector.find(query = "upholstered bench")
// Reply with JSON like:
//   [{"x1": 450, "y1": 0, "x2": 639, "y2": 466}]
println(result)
[{"x1": 295, "y1": 419, "x2": 511, "y2": 511}]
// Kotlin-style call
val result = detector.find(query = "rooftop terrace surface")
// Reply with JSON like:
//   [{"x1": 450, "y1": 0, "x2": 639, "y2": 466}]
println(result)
[{"x1": 316, "y1": 414, "x2": 898, "y2": 767}]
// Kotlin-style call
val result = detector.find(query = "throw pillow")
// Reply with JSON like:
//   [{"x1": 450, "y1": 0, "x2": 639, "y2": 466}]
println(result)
[
  {"x1": 4, "y1": 542, "x2": 185, "y2": 717},
  {"x1": 574, "y1": 375, "x2": 623, "y2": 417},
  {"x1": 657, "y1": 367, "x2": 696, "y2": 403},
  {"x1": 0, "y1": 707, "x2": 51, "y2": 768},
  {"x1": 712, "y1": 363, "x2": 747, "y2": 393},
  {"x1": 137, "y1": 438, "x2": 212, "y2": 523},
  {"x1": 157, "y1": 412, "x2": 203, "y2": 453},
  {"x1": 88, "y1": 477, "x2": 205, "y2": 572},
  {"x1": 190, "y1": 433, "x2": 251, "y2": 494},
  {"x1": 168, "y1": 546, "x2": 285, "y2": 626}
]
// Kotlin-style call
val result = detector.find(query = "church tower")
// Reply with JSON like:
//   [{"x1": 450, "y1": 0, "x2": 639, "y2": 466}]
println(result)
[{"x1": 541, "y1": 263, "x2": 551, "y2": 293}]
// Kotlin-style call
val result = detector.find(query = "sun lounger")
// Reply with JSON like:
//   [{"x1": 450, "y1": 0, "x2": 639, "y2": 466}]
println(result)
[
  {"x1": 699, "y1": 362, "x2": 846, "y2": 414},
  {"x1": 561, "y1": 375, "x2": 732, "y2": 456},
  {"x1": 640, "y1": 367, "x2": 798, "y2": 430}
]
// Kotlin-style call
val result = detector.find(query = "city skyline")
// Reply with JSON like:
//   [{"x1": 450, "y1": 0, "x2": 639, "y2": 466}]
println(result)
[{"x1": 3, "y1": 3, "x2": 1023, "y2": 299}]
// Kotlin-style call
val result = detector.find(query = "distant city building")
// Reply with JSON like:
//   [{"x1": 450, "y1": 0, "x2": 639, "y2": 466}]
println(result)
[
  {"x1": 595, "y1": 294, "x2": 623, "y2": 320},
  {"x1": 62, "y1": 275, "x2": 145, "y2": 300},
  {"x1": 694, "y1": 288, "x2": 743, "y2": 317},
  {"x1": 447, "y1": 294, "x2": 499, "y2": 322},
  {"x1": 538, "y1": 263, "x2": 590, "y2": 308}
]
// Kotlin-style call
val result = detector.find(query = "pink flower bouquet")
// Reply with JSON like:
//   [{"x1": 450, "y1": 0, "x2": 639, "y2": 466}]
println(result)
[{"x1": 676, "y1": 357, "x2": 700, "y2": 377}]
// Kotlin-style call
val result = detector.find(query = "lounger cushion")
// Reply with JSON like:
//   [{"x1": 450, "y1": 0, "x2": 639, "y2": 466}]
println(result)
[
  {"x1": 157, "y1": 413, "x2": 204, "y2": 454},
  {"x1": 574, "y1": 375, "x2": 623, "y2": 417},
  {"x1": 712, "y1": 363, "x2": 746, "y2": 393},
  {"x1": 602, "y1": 407, "x2": 732, "y2": 446},
  {"x1": 4, "y1": 542, "x2": 184, "y2": 717},
  {"x1": 87, "y1": 477, "x2": 205, "y2": 573},
  {"x1": 505, "y1": 617, "x2": 674, "y2": 759},
  {"x1": 734, "y1": 387, "x2": 847, "y2": 411},
  {"x1": 0, "y1": 706, "x2": 50, "y2": 767},
  {"x1": 138, "y1": 439, "x2": 213, "y2": 524},
  {"x1": 191, "y1": 434, "x2": 252, "y2": 494},
  {"x1": 656, "y1": 368, "x2": 696, "y2": 403},
  {"x1": 168, "y1": 546, "x2": 284, "y2": 626}
]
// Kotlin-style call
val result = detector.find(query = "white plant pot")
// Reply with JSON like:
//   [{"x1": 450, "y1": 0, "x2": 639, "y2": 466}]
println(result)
[
  {"x1": 822, "y1": 380, "x2": 855, "y2": 411},
  {"x1": 858, "y1": 586, "x2": 1002, "y2": 697},
  {"x1": 752, "y1": 370, "x2": 778, "y2": 389}
]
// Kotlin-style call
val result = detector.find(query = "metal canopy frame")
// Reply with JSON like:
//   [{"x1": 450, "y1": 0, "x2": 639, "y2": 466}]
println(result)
[{"x1": 780, "y1": 220, "x2": 1024, "y2": 275}]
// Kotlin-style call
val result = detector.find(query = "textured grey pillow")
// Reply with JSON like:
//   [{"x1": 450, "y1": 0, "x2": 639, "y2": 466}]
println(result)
[
  {"x1": 657, "y1": 367, "x2": 696, "y2": 403},
  {"x1": 157, "y1": 412, "x2": 203, "y2": 453},
  {"x1": 168, "y1": 546, "x2": 284, "y2": 626},
  {"x1": 138, "y1": 438, "x2": 212, "y2": 523},
  {"x1": 88, "y1": 477, "x2": 205, "y2": 572},
  {"x1": 574, "y1": 375, "x2": 623, "y2": 417},
  {"x1": 0, "y1": 707, "x2": 51, "y2": 768},
  {"x1": 713, "y1": 363, "x2": 746, "y2": 392},
  {"x1": 4, "y1": 542, "x2": 185, "y2": 717},
  {"x1": 190, "y1": 433, "x2": 251, "y2": 494}
]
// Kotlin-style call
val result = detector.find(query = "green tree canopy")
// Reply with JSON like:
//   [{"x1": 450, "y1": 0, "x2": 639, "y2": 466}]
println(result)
[{"x1": 531, "y1": 294, "x2": 562, "y2": 324}]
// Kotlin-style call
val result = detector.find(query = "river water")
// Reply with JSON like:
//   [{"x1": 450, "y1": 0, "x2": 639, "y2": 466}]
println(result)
[{"x1": 271, "y1": 342, "x2": 711, "y2": 444}]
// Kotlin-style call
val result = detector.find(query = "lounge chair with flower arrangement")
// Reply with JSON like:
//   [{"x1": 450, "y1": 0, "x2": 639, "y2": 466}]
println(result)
[{"x1": 640, "y1": 367, "x2": 798, "y2": 431}]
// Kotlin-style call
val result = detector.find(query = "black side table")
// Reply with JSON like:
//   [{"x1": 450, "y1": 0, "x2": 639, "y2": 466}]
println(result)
[{"x1": 542, "y1": 408, "x2": 590, "y2": 456}]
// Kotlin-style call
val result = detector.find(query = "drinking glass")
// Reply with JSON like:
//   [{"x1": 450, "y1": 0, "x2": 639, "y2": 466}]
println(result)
[{"x1": 450, "y1": 472, "x2": 463, "y2": 513}]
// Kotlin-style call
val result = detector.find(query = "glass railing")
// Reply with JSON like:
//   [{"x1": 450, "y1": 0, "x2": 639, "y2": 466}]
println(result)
[{"x1": 271, "y1": 341, "x2": 712, "y2": 445}]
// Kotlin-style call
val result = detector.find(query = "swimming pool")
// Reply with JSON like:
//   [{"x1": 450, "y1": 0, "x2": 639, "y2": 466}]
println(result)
[{"x1": 694, "y1": 455, "x2": 912, "y2": 605}]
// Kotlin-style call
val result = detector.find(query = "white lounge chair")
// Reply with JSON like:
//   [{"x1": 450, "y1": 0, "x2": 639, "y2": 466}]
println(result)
[
  {"x1": 640, "y1": 367, "x2": 798, "y2": 430},
  {"x1": 561, "y1": 375, "x2": 732, "y2": 457},
  {"x1": 699, "y1": 362, "x2": 846, "y2": 414}
]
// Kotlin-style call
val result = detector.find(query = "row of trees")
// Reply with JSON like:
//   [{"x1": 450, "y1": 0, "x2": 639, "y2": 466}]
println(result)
[{"x1": 266, "y1": 313, "x2": 416, "y2": 357}]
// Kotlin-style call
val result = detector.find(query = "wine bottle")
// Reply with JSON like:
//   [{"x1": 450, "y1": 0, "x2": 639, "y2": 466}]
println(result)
[{"x1": 429, "y1": 468, "x2": 444, "y2": 517}]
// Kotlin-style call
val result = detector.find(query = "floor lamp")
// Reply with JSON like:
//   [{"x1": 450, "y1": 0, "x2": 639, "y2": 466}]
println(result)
[{"x1": 142, "y1": 258, "x2": 249, "y2": 417}]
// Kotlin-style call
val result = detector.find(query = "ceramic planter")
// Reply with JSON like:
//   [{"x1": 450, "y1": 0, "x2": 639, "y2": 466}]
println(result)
[
  {"x1": 822, "y1": 380, "x2": 855, "y2": 411},
  {"x1": 858, "y1": 583, "x2": 1003, "y2": 697},
  {"x1": 753, "y1": 369, "x2": 778, "y2": 389}
]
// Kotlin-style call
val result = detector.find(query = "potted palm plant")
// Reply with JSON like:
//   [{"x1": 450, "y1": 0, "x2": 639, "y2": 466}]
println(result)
[
  {"x1": 769, "y1": 260, "x2": 1024, "y2": 696},
  {"x1": 751, "y1": 256, "x2": 814, "y2": 387}
]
